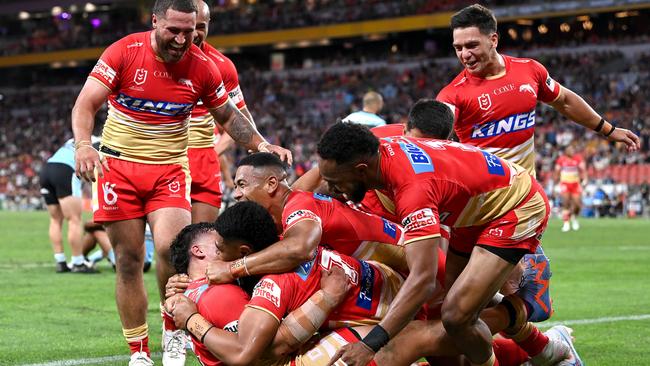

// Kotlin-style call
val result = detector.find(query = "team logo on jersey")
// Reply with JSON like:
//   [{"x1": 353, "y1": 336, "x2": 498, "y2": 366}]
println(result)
[
  {"x1": 103, "y1": 182, "x2": 118, "y2": 206},
  {"x1": 223, "y1": 320, "x2": 238, "y2": 333},
  {"x1": 481, "y1": 151, "x2": 506, "y2": 176},
  {"x1": 252, "y1": 278, "x2": 281, "y2": 308},
  {"x1": 127, "y1": 41, "x2": 143, "y2": 48},
  {"x1": 133, "y1": 68, "x2": 147, "y2": 85},
  {"x1": 471, "y1": 110, "x2": 535, "y2": 139},
  {"x1": 285, "y1": 209, "x2": 321, "y2": 228},
  {"x1": 168, "y1": 180, "x2": 180, "y2": 193},
  {"x1": 92, "y1": 60, "x2": 116, "y2": 85},
  {"x1": 519, "y1": 83, "x2": 537, "y2": 97},
  {"x1": 402, "y1": 208, "x2": 437, "y2": 232},
  {"x1": 396, "y1": 139, "x2": 434, "y2": 174},
  {"x1": 477, "y1": 93, "x2": 492, "y2": 111},
  {"x1": 178, "y1": 78, "x2": 196, "y2": 93}
]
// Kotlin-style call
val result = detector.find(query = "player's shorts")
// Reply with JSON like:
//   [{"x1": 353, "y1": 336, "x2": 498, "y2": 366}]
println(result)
[
  {"x1": 39, "y1": 162, "x2": 82, "y2": 205},
  {"x1": 560, "y1": 181, "x2": 582, "y2": 196},
  {"x1": 450, "y1": 177, "x2": 549, "y2": 257},
  {"x1": 92, "y1": 157, "x2": 191, "y2": 223},
  {"x1": 283, "y1": 327, "x2": 378, "y2": 366},
  {"x1": 188, "y1": 147, "x2": 222, "y2": 207}
]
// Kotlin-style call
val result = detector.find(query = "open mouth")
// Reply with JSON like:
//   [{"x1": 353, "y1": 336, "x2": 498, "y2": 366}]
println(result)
[{"x1": 465, "y1": 60, "x2": 478, "y2": 69}]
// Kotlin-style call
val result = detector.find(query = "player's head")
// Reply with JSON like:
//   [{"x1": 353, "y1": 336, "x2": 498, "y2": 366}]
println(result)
[
  {"x1": 152, "y1": 0, "x2": 197, "y2": 63},
  {"x1": 214, "y1": 201, "x2": 279, "y2": 259},
  {"x1": 192, "y1": 0, "x2": 210, "y2": 47},
  {"x1": 565, "y1": 144, "x2": 575, "y2": 157},
  {"x1": 450, "y1": 4, "x2": 499, "y2": 77},
  {"x1": 170, "y1": 222, "x2": 218, "y2": 274},
  {"x1": 317, "y1": 122, "x2": 380, "y2": 203},
  {"x1": 405, "y1": 99, "x2": 454, "y2": 139},
  {"x1": 363, "y1": 91, "x2": 384, "y2": 114},
  {"x1": 234, "y1": 153, "x2": 289, "y2": 207}
]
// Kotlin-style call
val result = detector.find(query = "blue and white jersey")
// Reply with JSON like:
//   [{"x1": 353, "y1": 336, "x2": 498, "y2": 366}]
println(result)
[
  {"x1": 342, "y1": 111, "x2": 386, "y2": 128},
  {"x1": 47, "y1": 139, "x2": 76, "y2": 169}
]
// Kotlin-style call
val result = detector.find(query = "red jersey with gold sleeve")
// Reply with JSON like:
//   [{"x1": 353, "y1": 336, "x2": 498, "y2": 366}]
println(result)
[
  {"x1": 184, "y1": 278, "x2": 249, "y2": 366},
  {"x1": 282, "y1": 190, "x2": 408, "y2": 273},
  {"x1": 436, "y1": 54, "x2": 561, "y2": 175},
  {"x1": 88, "y1": 31, "x2": 229, "y2": 164},
  {"x1": 189, "y1": 43, "x2": 247, "y2": 149},
  {"x1": 378, "y1": 137, "x2": 534, "y2": 245},
  {"x1": 247, "y1": 247, "x2": 404, "y2": 329},
  {"x1": 556, "y1": 154, "x2": 584, "y2": 184}
]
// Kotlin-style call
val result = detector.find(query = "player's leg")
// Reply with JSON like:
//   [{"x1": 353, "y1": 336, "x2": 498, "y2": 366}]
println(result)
[
  {"x1": 191, "y1": 201, "x2": 219, "y2": 223},
  {"x1": 570, "y1": 191, "x2": 581, "y2": 231},
  {"x1": 560, "y1": 187, "x2": 571, "y2": 232},
  {"x1": 188, "y1": 147, "x2": 222, "y2": 224},
  {"x1": 105, "y1": 219, "x2": 149, "y2": 355},
  {"x1": 45, "y1": 203, "x2": 68, "y2": 272},
  {"x1": 60, "y1": 195, "x2": 95, "y2": 272}
]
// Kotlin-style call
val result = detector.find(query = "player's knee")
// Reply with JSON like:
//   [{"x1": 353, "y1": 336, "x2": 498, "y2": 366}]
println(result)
[
  {"x1": 114, "y1": 250, "x2": 144, "y2": 278},
  {"x1": 441, "y1": 301, "x2": 478, "y2": 334}
]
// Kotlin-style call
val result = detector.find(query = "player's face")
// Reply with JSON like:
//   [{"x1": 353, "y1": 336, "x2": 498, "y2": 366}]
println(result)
[
  {"x1": 214, "y1": 232, "x2": 242, "y2": 262},
  {"x1": 319, "y1": 159, "x2": 368, "y2": 203},
  {"x1": 565, "y1": 145, "x2": 575, "y2": 157},
  {"x1": 452, "y1": 26, "x2": 498, "y2": 76},
  {"x1": 233, "y1": 166, "x2": 270, "y2": 205},
  {"x1": 152, "y1": 9, "x2": 196, "y2": 63},
  {"x1": 193, "y1": 3, "x2": 210, "y2": 47}
]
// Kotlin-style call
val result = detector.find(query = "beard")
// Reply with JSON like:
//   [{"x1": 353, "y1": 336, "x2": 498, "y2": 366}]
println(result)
[
  {"x1": 345, "y1": 182, "x2": 368, "y2": 203},
  {"x1": 155, "y1": 31, "x2": 188, "y2": 63}
]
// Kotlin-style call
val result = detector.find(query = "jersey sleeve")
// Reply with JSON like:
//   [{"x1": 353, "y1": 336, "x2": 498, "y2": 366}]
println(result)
[
  {"x1": 198, "y1": 58, "x2": 230, "y2": 110},
  {"x1": 246, "y1": 275, "x2": 293, "y2": 323},
  {"x1": 282, "y1": 193, "x2": 323, "y2": 232},
  {"x1": 531, "y1": 59, "x2": 561, "y2": 103},
  {"x1": 395, "y1": 182, "x2": 441, "y2": 245},
  {"x1": 436, "y1": 85, "x2": 459, "y2": 122},
  {"x1": 198, "y1": 284, "x2": 249, "y2": 331},
  {"x1": 221, "y1": 57, "x2": 247, "y2": 109},
  {"x1": 88, "y1": 41, "x2": 123, "y2": 91}
]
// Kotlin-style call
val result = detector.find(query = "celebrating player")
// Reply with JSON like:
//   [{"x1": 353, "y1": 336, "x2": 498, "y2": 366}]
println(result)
[
  {"x1": 436, "y1": 4, "x2": 640, "y2": 177},
  {"x1": 555, "y1": 145, "x2": 587, "y2": 232},
  {"x1": 71, "y1": 1, "x2": 291, "y2": 365}
]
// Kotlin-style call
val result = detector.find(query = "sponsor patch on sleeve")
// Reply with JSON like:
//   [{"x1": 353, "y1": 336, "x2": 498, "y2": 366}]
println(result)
[
  {"x1": 223, "y1": 320, "x2": 238, "y2": 333},
  {"x1": 285, "y1": 209, "x2": 321, "y2": 228},
  {"x1": 216, "y1": 82, "x2": 226, "y2": 98},
  {"x1": 251, "y1": 278, "x2": 282, "y2": 308},
  {"x1": 402, "y1": 208, "x2": 437, "y2": 232},
  {"x1": 228, "y1": 85, "x2": 244, "y2": 104},
  {"x1": 545, "y1": 76, "x2": 557, "y2": 92},
  {"x1": 91, "y1": 59, "x2": 116, "y2": 85}
]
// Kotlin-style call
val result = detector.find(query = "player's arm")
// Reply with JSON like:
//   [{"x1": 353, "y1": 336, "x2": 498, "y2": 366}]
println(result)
[
  {"x1": 71, "y1": 78, "x2": 111, "y2": 182},
  {"x1": 207, "y1": 220, "x2": 322, "y2": 284},
  {"x1": 548, "y1": 87, "x2": 640, "y2": 151},
  {"x1": 553, "y1": 160, "x2": 562, "y2": 182},
  {"x1": 209, "y1": 103, "x2": 292, "y2": 164},
  {"x1": 579, "y1": 159, "x2": 588, "y2": 186}
]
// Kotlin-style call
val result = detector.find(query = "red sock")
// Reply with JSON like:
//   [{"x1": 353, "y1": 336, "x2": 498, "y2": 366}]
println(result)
[
  {"x1": 516, "y1": 327, "x2": 549, "y2": 357},
  {"x1": 493, "y1": 338, "x2": 529, "y2": 366},
  {"x1": 161, "y1": 305, "x2": 177, "y2": 331},
  {"x1": 562, "y1": 210, "x2": 570, "y2": 222},
  {"x1": 128, "y1": 337, "x2": 150, "y2": 356}
]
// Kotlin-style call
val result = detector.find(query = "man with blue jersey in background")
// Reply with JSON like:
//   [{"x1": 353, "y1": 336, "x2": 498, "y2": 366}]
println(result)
[
  {"x1": 342, "y1": 91, "x2": 387, "y2": 128},
  {"x1": 39, "y1": 137, "x2": 100, "y2": 273}
]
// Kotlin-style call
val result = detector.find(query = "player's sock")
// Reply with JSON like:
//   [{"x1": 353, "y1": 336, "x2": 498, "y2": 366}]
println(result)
[
  {"x1": 507, "y1": 322, "x2": 549, "y2": 357},
  {"x1": 471, "y1": 351, "x2": 498, "y2": 366},
  {"x1": 124, "y1": 323, "x2": 150, "y2": 356},
  {"x1": 54, "y1": 253, "x2": 66, "y2": 263},
  {"x1": 87, "y1": 249, "x2": 104, "y2": 264},
  {"x1": 71, "y1": 255, "x2": 85, "y2": 266},
  {"x1": 561, "y1": 210, "x2": 570, "y2": 222},
  {"x1": 493, "y1": 338, "x2": 529, "y2": 366},
  {"x1": 161, "y1": 303, "x2": 177, "y2": 331},
  {"x1": 107, "y1": 250, "x2": 116, "y2": 265}
]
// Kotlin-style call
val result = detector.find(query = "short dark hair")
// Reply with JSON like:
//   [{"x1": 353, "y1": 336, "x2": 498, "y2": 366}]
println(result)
[
  {"x1": 153, "y1": 0, "x2": 197, "y2": 17},
  {"x1": 214, "y1": 201, "x2": 279, "y2": 253},
  {"x1": 407, "y1": 99, "x2": 454, "y2": 139},
  {"x1": 170, "y1": 222, "x2": 215, "y2": 274},
  {"x1": 317, "y1": 123, "x2": 380, "y2": 165},
  {"x1": 450, "y1": 4, "x2": 497, "y2": 35},
  {"x1": 238, "y1": 152, "x2": 288, "y2": 172}
]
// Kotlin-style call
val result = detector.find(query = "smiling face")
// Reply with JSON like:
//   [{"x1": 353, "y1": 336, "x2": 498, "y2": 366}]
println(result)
[
  {"x1": 452, "y1": 26, "x2": 498, "y2": 77},
  {"x1": 193, "y1": 0, "x2": 210, "y2": 47},
  {"x1": 318, "y1": 158, "x2": 369, "y2": 203},
  {"x1": 152, "y1": 8, "x2": 196, "y2": 63},
  {"x1": 233, "y1": 165, "x2": 272, "y2": 206}
]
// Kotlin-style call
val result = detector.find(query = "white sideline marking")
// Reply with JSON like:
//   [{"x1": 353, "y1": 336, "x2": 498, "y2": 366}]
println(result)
[
  {"x1": 20, "y1": 315, "x2": 650, "y2": 366},
  {"x1": 618, "y1": 246, "x2": 650, "y2": 251},
  {"x1": 538, "y1": 314, "x2": 650, "y2": 328}
]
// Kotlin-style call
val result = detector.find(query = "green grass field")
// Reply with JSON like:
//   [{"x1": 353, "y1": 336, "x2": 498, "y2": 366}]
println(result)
[{"x1": 1, "y1": 211, "x2": 648, "y2": 365}]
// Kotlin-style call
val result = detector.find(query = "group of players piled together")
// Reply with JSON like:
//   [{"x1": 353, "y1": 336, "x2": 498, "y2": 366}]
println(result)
[{"x1": 69, "y1": 0, "x2": 641, "y2": 365}]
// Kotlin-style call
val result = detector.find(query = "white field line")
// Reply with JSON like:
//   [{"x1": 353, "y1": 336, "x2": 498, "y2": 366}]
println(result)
[{"x1": 18, "y1": 315, "x2": 650, "y2": 366}]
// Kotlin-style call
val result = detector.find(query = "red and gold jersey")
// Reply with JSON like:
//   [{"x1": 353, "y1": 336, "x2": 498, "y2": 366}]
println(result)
[
  {"x1": 184, "y1": 278, "x2": 249, "y2": 366},
  {"x1": 556, "y1": 154, "x2": 584, "y2": 184},
  {"x1": 189, "y1": 43, "x2": 247, "y2": 148},
  {"x1": 437, "y1": 54, "x2": 561, "y2": 175},
  {"x1": 282, "y1": 190, "x2": 407, "y2": 273},
  {"x1": 88, "y1": 31, "x2": 229, "y2": 164},
  {"x1": 378, "y1": 137, "x2": 532, "y2": 245},
  {"x1": 247, "y1": 247, "x2": 404, "y2": 329}
]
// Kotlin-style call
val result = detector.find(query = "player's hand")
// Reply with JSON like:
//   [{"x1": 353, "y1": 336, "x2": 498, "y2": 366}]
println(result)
[
  {"x1": 327, "y1": 341, "x2": 375, "y2": 366},
  {"x1": 168, "y1": 294, "x2": 198, "y2": 330},
  {"x1": 260, "y1": 143, "x2": 293, "y2": 165},
  {"x1": 75, "y1": 146, "x2": 109, "y2": 183},
  {"x1": 165, "y1": 274, "x2": 191, "y2": 299},
  {"x1": 206, "y1": 259, "x2": 234, "y2": 285},
  {"x1": 606, "y1": 127, "x2": 641, "y2": 152},
  {"x1": 320, "y1": 266, "x2": 352, "y2": 306}
]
